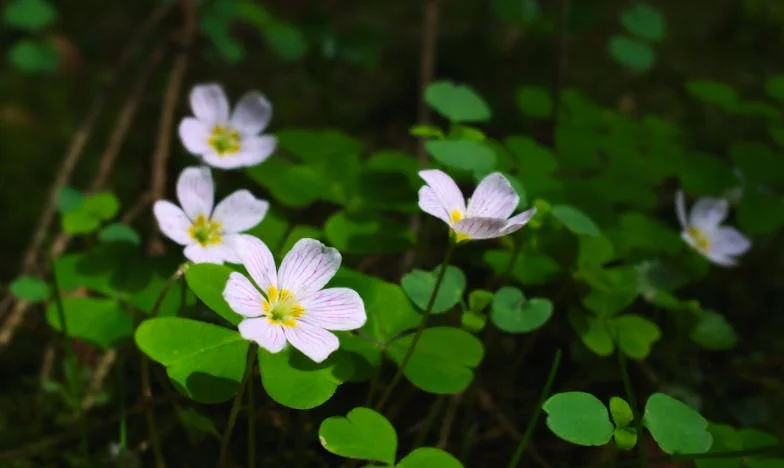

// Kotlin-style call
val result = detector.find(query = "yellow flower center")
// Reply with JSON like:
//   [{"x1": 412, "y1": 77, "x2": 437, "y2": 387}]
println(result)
[
  {"x1": 208, "y1": 125, "x2": 241, "y2": 156},
  {"x1": 686, "y1": 226, "x2": 711, "y2": 253},
  {"x1": 188, "y1": 215, "x2": 222, "y2": 246},
  {"x1": 449, "y1": 209, "x2": 471, "y2": 243},
  {"x1": 263, "y1": 286, "x2": 304, "y2": 328}
]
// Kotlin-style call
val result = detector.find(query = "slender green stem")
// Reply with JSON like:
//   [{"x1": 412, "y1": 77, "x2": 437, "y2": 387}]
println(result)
[
  {"x1": 506, "y1": 348, "x2": 562, "y2": 468},
  {"x1": 617, "y1": 349, "x2": 646, "y2": 467},
  {"x1": 49, "y1": 251, "x2": 89, "y2": 456},
  {"x1": 375, "y1": 242, "x2": 455, "y2": 412},
  {"x1": 219, "y1": 344, "x2": 257, "y2": 467},
  {"x1": 248, "y1": 358, "x2": 256, "y2": 468}
]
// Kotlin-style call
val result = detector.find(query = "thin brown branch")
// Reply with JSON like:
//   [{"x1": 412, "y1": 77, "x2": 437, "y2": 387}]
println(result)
[{"x1": 81, "y1": 349, "x2": 117, "y2": 410}]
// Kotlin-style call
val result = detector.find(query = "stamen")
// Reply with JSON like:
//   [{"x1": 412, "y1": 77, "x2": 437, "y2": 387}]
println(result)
[
  {"x1": 687, "y1": 226, "x2": 711, "y2": 253},
  {"x1": 208, "y1": 125, "x2": 241, "y2": 156},
  {"x1": 188, "y1": 215, "x2": 222, "y2": 246},
  {"x1": 264, "y1": 288, "x2": 304, "y2": 328}
]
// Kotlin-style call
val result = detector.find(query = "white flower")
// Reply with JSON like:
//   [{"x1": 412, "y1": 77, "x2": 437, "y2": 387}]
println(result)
[
  {"x1": 178, "y1": 83, "x2": 277, "y2": 170},
  {"x1": 153, "y1": 166, "x2": 269, "y2": 264},
  {"x1": 222, "y1": 236, "x2": 366, "y2": 363},
  {"x1": 417, "y1": 169, "x2": 536, "y2": 242},
  {"x1": 675, "y1": 190, "x2": 751, "y2": 267}
]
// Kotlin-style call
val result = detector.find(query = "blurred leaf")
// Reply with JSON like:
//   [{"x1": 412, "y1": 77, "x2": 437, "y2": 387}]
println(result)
[
  {"x1": 505, "y1": 136, "x2": 558, "y2": 174},
  {"x1": 10, "y1": 275, "x2": 49, "y2": 302},
  {"x1": 644, "y1": 393, "x2": 713, "y2": 455},
  {"x1": 98, "y1": 223, "x2": 141, "y2": 245},
  {"x1": 610, "y1": 314, "x2": 660, "y2": 359},
  {"x1": 679, "y1": 152, "x2": 738, "y2": 196},
  {"x1": 568, "y1": 309, "x2": 614, "y2": 356},
  {"x1": 318, "y1": 407, "x2": 396, "y2": 464},
  {"x1": 277, "y1": 129, "x2": 363, "y2": 165},
  {"x1": 245, "y1": 210, "x2": 289, "y2": 253},
  {"x1": 259, "y1": 346, "x2": 354, "y2": 409},
  {"x1": 516, "y1": 86, "x2": 552, "y2": 119},
  {"x1": 552, "y1": 204, "x2": 600, "y2": 236},
  {"x1": 397, "y1": 448, "x2": 464, "y2": 468},
  {"x1": 387, "y1": 327, "x2": 483, "y2": 394},
  {"x1": 280, "y1": 225, "x2": 323, "y2": 255},
  {"x1": 621, "y1": 2, "x2": 665, "y2": 42},
  {"x1": 686, "y1": 81, "x2": 739, "y2": 112},
  {"x1": 401, "y1": 265, "x2": 466, "y2": 315},
  {"x1": 425, "y1": 81, "x2": 491, "y2": 123},
  {"x1": 578, "y1": 235, "x2": 615, "y2": 270},
  {"x1": 426, "y1": 140, "x2": 496, "y2": 173},
  {"x1": 738, "y1": 186, "x2": 784, "y2": 235},
  {"x1": 765, "y1": 74, "x2": 784, "y2": 103},
  {"x1": 411, "y1": 124, "x2": 445, "y2": 139},
  {"x1": 337, "y1": 333, "x2": 381, "y2": 383},
  {"x1": 3, "y1": 0, "x2": 57, "y2": 31},
  {"x1": 491, "y1": 286, "x2": 553, "y2": 333},
  {"x1": 461, "y1": 310, "x2": 487, "y2": 333},
  {"x1": 135, "y1": 317, "x2": 248, "y2": 403},
  {"x1": 690, "y1": 309, "x2": 737, "y2": 351},
  {"x1": 185, "y1": 263, "x2": 242, "y2": 325},
  {"x1": 177, "y1": 407, "x2": 220, "y2": 442},
  {"x1": 614, "y1": 427, "x2": 638, "y2": 451},
  {"x1": 491, "y1": 0, "x2": 540, "y2": 26},
  {"x1": 608, "y1": 35, "x2": 655, "y2": 72},
  {"x1": 325, "y1": 210, "x2": 413, "y2": 254},
  {"x1": 62, "y1": 211, "x2": 101, "y2": 235},
  {"x1": 246, "y1": 159, "x2": 327, "y2": 207},
  {"x1": 610, "y1": 396, "x2": 634, "y2": 427},
  {"x1": 264, "y1": 21, "x2": 308, "y2": 61},
  {"x1": 57, "y1": 187, "x2": 84, "y2": 214},
  {"x1": 8, "y1": 38, "x2": 60, "y2": 73},
  {"x1": 47, "y1": 297, "x2": 133, "y2": 349},
  {"x1": 501, "y1": 173, "x2": 530, "y2": 209},
  {"x1": 468, "y1": 289, "x2": 494, "y2": 313},
  {"x1": 484, "y1": 250, "x2": 562, "y2": 285},
  {"x1": 543, "y1": 392, "x2": 614, "y2": 446},
  {"x1": 729, "y1": 142, "x2": 784, "y2": 186}
]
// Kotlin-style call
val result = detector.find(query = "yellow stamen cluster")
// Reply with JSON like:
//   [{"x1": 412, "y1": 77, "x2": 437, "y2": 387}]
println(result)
[
  {"x1": 189, "y1": 215, "x2": 222, "y2": 246},
  {"x1": 208, "y1": 125, "x2": 241, "y2": 156},
  {"x1": 449, "y1": 209, "x2": 471, "y2": 243},
  {"x1": 263, "y1": 286, "x2": 304, "y2": 328},
  {"x1": 687, "y1": 226, "x2": 711, "y2": 253}
]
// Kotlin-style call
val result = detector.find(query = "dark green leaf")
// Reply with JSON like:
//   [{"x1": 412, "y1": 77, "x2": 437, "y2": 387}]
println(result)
[
  {"x1": 516, "y1": 86, "x2": 552, "y2": 118},
  {"x1": 620, "y1": 2, "x2": 665, "y2": 42},
  {"x1": 491, "y1": 286, "x2": 553, "y2": 333},
  {"x1": 47, "y1": 297, "x2": 133, "y2": 349},
  {"x1": 98, "y1": 223, "x2": 141, "y2": 245},
  {"x1": 401, "y1": 265, "x2": 466, "y2": 314},
  {"x1": 185, "y1": 263, "x2": 242, "y2": 325},
  {"x1": 3, "y1": 0, "x2": 57, "y2": 31}
]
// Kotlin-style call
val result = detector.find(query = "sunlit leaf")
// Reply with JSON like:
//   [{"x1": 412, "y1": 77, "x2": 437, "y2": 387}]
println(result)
[
  {"x1": 398, "y1": 447, "x2": 464, "y2": 468},
  {"x1": 426, "y1": 140, "x2": 497, "y2": 174},
  {"x1": 568, "y1": 309, "x2": 614, "y2": 356},
  {"x1": 318, "y1": 407, "x2": 397, "y2": 464},
  {"x1": 185, "y1": 263, "x2": 242, "y2": 325},
  {"x1": 47, "y1": 297, "x2": 133, "y2": 349}
]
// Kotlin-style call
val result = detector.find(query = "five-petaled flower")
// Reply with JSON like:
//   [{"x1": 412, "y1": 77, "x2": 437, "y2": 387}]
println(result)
[
  {"x1": 223, "y1": 236, "x2": 366, "y2": 363},
  {"x1": 417, "y1": 169, "x2": 536, "y2": 242},
  {"x1": 178, "y1": 83, "x2": 277, "y2": 169},
  {"x1": 675, "y1": 190, "x2": 751, "y2": 266},
  {"x1": 153, "y1": 166, "x2": 269, "y2": 264}
]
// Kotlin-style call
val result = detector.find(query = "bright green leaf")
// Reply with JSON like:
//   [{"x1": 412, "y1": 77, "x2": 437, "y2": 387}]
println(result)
[
  {"x1": 568, "y1": 309, "x2": 614, "y2": 356},
  {"x1": 461, "y1": 310, "x2": 487, "y2": 333},
  {"x1": 543, "y1": 392, "x2": 615, "y2": 446},
  {"x1": 644, "y1": 393, "x2": 713, "y2": 455},
  {"x1": 185, "y1": 263, "x2": 242, "y2": 325},
  {"x1": 426, "y1": 140, "x2": 497, "y2": 173},
  {"x1": 468, "y1": 289, "x2": 494, "y2": 312},
  {"x1": 491, "y1": 286, "x2": 553, "y2": 333},
  {"x1": 62, "y1": 211, "x2": 101, "y2": 235},
  {"x1": 484, "y1": 250, "x2": 562, "y2": 285},
  {"x1": 610, "y1": 396, "x2": 634, "y2": 427},
  {"x1": 397, "y1": 447, "x2": 464, "y2": 468},
  {"x1": 425, "y1": 81, "x2": 491, "y2": 123},
  {"x1": 552, "y1": 204, "x2": 600, "y2": 236},
  {"x1": 614, "y1": 427, "x2": 638, "y2": 451},
  {"x1": 10, "y1": 275, "x2": 49, "y2": 302},
  {"x1": 47, "y1": 297, "x2": 133, "y2": 349},
  {"x1": 82, "y1": 192, "x2": 120, "y2": 221},
  {"x1": 318, "y1": 407, "x2": 397, "y2": 464},
  {"x1": 401, "y1": 265, "x2": 466, "y2": 314}
]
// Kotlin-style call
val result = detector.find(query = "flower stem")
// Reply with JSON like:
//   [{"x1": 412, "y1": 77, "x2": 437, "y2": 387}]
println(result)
[
  {"x1": 218, "y1": 344, "x2": 257, "y2": 468},
  {"x1": 248, "y1": 357, "x2": 256, "y2": 468},
  {"x1": 375, "y1": 242, "x2": 455, "y2": 412},
  {"x1": 617, "y1": 349, "x2": 646, "y2": 467},
  {"x1": 506, "y1": 348, "x2": 561, "y2": 468}
]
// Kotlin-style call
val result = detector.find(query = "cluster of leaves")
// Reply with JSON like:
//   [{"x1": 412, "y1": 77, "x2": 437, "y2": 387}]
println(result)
[{"x1": 3, "y1": 0, "x2": 60, "y2": 73}]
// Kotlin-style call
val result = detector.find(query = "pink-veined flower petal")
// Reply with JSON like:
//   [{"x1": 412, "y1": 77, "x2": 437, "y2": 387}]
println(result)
[
  {"x1": 689, "y1": 197, "x2": 728, "y2": 231},
  {"x1": 418, "y1": 170, "x2": 466, "y2": 222},
  {"x1": 153, "y1": 200, "x2": 192, "y2": 245},
  {"x1": 300, "y1": 288, "x2": 366, "y2": 331},
  {"x1": 453, "y1": 217, "x2": 508, "y2": 240},
  {"x1": 184, "y1": 243, "x2": 232, "y2": 264},
  {"x1": 212, "y1": 190, "x2": 269, "y2": 234},
  {"x1": 220, "y1": 234, "x2": 243, "y2": 264},
  {"x1": 497, "y1": 208, "x2": 537, "y2": 236},
  {"x1": 230, "y1": 91, "x2": 272, "y2": 136},
  {"x1": 675, "y1": 190, "x2": 688, "y2": 229},
  {"x1": 278, "y1": 239, "x2": 341, "y2": 299},
  {"x1": 418, "y1": 186, "x2": 452, "y2": 225},
  {"x1": 223, "y1": 272, "x2": 264, "y2": 317},
  {"x1": 238, "y1": 317, "x2": 286, "y2": 353},
  {"x1": 176, "y1": 166, "x2": 214, "y2": 220},
  {"x1": 466, "y1": 172, "x2": 519, "y2": 219},
  {"x1": 178, "y1": 117, "x2": 211, "y2": 155},
  {"x1": 190, "y1": 83, "x2": 229, "y2": 124},
  {"x1": 283, "y1": 321, "x2": 339, "y2": 363},
  {"x1": 237, "y1": 235, "x2": 278, "y2": 293},
  {"x1": 710, "y1": 226, "x2": 751, "y2": 257}
]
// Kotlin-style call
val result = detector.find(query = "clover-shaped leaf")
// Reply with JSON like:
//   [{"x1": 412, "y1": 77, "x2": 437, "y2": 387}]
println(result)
[
  {"x1": 46, "y1": 297, "x2": 133, "y2": 349},
  {"x1": 425, "y1": 140, "x2": 496, "y2": 174},
  {"x1": 135, "y1": 317, "x2": 248, "y2": 403},
  {"x1": 318, "y1": 407, "x2": 397, "y2": 464},
  {"x1": 690, "y1": 309, "x2": 737, "y2": 351},
  {"x1": 425, "y1": 81, "x2": 491, "y2": 123},
  {"x1": 643, "y1": 393, "x2": 713, "y2": 455},
  {"x1": 185, "y1": 263, "x2": 242, "y2": 325},
  {"x1": 401, "y1": 265, "x2": 466, "y2": 314},
  {"x1": 397, "y1": 448, "x2": 464, "y2": 468},
  {"x1": 552, "y1": 204, "x2": 600, "y2": 236},
  {"x1": 568, "y1": 309, "x2": 614, "y2": 356},
  {"x1": 387, "y1": 327, "x2": 483, "y2": 394},
  {"x1": 543, "y1": 392, "x2": 614, "y2": 446},
  {"x1": 258, "y1": 346, "x2": 355, "y2": 410},
  {"x1": 10, "y1": 275, "x2": 49, "y2": 302},
  {"x1": 611, "y1": 314, "x2": 661, "y2": 359},
  {"x1": 491, "y1": 286, "x2": 553, "y2": 333}
]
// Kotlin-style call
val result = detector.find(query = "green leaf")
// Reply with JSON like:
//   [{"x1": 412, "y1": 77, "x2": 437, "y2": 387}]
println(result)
[
  {"x1": 264, "y1": 21, "x2": 308, "y2": 61},
  {"x1": 387, "y1": 327, "x2": 483, "y2": 394},
  {"x1": 620, "y1": 2, "x2": 665, "y2": 42},
  {"x1": 3, "y1": 0, "x2": 57, "y2": 31},
  {"x1": 614, "y1": 427, "x2": 638, "y2": 451},
  {"x1": 135, "y1": 317, "x2": 248, "y2": 403},
  {"x1": 468, "y1": 289, "x2": 494, "y2": 313},
  {"x1": 426, "y1": 140, "x2": 496, "y2": 173},
  {"x1": 610, "y1": 396, "x2": 634, "y2": 427},
  {"x1": 279, "y1": 225, "x2": 323, "y2": 255},
  {"x1": 47, "y1": 297, "x2": 133, "y2": 349},
  {"x1": 82, "y1": 192, "x2": 120, "y2": 221},
  {"x1": 401, "y1": 265, "x2": 466, "y2": 314},
  {"x1": 738, "y1": 186, "x2": 784, "y2": 235},
  {"x1": 62, "y1": 211, "x2": 101, "y2": 235},
  {"x1": 552, "y1": 204, "x2": 600, "y2": 236},
  {"x1": 245, "y1": 210, "x2": 290, "y2": 253},
  {"x1": 543, "y1": 392, "x2": 615, "y2": 446},
  {"x1": 765, "y1": 74, "x2": 784, "y2": 103},
  {"x1": 398, "y1": 447, "x2": 464, "y2": 468},
  {"x1": 491, "y1": 0, "x2": 539, "y2": 26},
  {"x1": 610, "y1": 314, "x2": 661, "y2": 359},
  {"x1": 461, "y1": 310, "x2": 487, "y2": 333},
  {"x1": 57, "y1": 187, "x2": 84, "y2": 214},
  {"x1": 568, "y1": 309, "x2": 614, "y2": 356},
  {"x1": 246, "y1": 158, "x2": 327, "y2": 207},
  {"x1": 8, "y1": 38, "x2": 60, "y2": 73},
  {"x1": 185, "y1": 263, "x2": 242, "y2": 325},
  {"x1": 516, "y1": 86, "x2": 552, "y2": 119},
  {"x1": 259, "y1": 346, "x2": 354, "y2": 409},
  {"x1": 729, "y1": 142, "x2": 784, "y2": 186},
  {"x1": 10, "y1": 275, "x2": 49, "y2": 302},
  {"x1": 578, "y1": 235, "x2": 615, "y2": 270},
  {"x1": 337, "y1": 332, "x2": 382, "y2": 382},
  {"x1": 491, "y1": 286, "x2": 553, "y2": 333},
  {"x1": 98, "y1": 223, "x2": 141, "y2": 245},
  {"x1": 411, "y1": 124, "x2": 445, "y2": 138},
  {"x1": 643, "y1": 393, "x2": 713, "y2": 455},
  {"x1": 318, "y1": 407, "x2": 397, "y2": 464},
  {"x1": 608, "y1": 35, "x2": 655, "y2": 72},
  {"x1": 425, "y1": 81, "x2": 491, "y2": 123},
  {"x1": 177, "y1": 407, "x2": 220, "y2": 441},
  {"x1": 679, "y1": 152, "x2": 738, "y2": 196},
  {"x1": 484, "y1": 250, "x2": 562, "y2": 285},
  {"x1": 686, "y1": 81, "x2": 739, "y2": 112},
  {"x1": 325, "y1": 210, "x2": 413, "y2": 255},
  {"x1": 689, "y1": 309, "x2": 737, "y2": 351}
]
